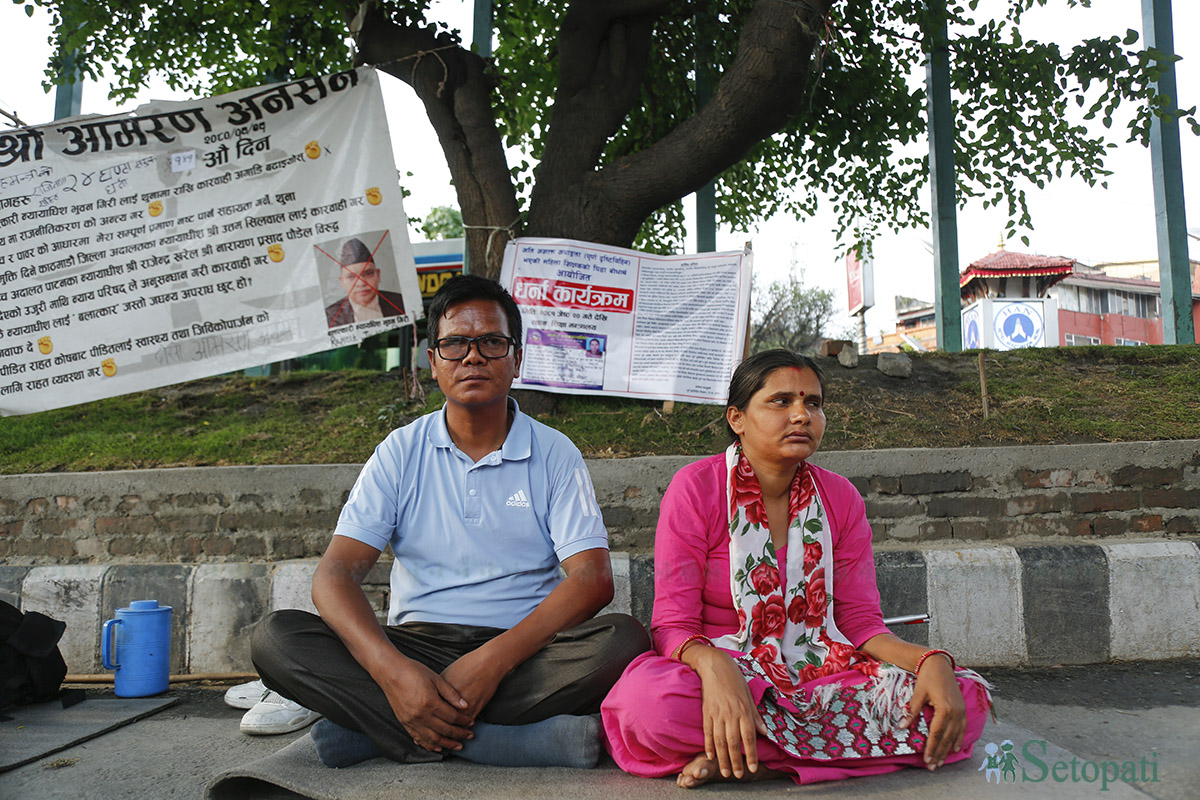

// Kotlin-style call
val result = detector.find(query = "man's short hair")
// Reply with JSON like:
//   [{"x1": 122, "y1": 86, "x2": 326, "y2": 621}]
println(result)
[{"x1": 428, "y1": 274, "x2": 523, "y2": 346}]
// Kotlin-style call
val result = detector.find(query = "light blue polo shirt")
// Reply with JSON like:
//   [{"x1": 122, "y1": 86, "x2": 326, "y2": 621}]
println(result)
[{"x1": 333, "y1": 398, "x2": 608, "y2": 628}]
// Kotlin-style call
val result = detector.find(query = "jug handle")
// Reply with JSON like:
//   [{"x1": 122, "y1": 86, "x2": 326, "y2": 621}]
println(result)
[{"x1": 101, "y1": 618, "x2": 121, "y2": 670}]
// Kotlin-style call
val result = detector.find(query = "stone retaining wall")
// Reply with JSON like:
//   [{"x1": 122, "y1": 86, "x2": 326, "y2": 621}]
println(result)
[
  {"x1": 3, "y1": 441, "x2": 1198, "y2": 672},
  {"x1": 2, "y1": 441, "x2": 1198, "y2": 562}
]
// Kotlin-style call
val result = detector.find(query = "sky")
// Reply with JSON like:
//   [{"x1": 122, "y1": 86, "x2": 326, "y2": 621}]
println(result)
[{"x1": 1, "y1": 1, "x2": 1196, "y2": 339}]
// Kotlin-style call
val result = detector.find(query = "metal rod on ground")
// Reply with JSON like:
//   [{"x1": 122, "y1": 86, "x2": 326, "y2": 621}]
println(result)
[
  {"x1": 883, "y1": 614, "x2": 930, "y2": 626},
  {"x1": 978, "y1": 351, "x2": 990, "y2": 419},
  {"x1": 65, "y1": 672, "x2": 259, "y2": 684}
]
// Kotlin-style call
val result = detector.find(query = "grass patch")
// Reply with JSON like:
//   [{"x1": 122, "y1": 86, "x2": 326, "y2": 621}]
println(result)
[{"x1": 3, "y1": 345, "x2": 1198, "y2": 474}]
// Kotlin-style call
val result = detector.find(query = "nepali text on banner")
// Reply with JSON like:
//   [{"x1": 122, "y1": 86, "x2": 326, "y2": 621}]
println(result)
[
  {"x1": 0, "y1": 67, "x2": 421, "y2": 416},
  {"x1": 499, "y1": 237, "x2": 752, "y2": 404}
]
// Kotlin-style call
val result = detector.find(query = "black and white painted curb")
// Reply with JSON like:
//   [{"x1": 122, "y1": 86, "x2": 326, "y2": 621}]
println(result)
[{"x1": 4, "y1": 541, "x2": 1196, "y2": 675}]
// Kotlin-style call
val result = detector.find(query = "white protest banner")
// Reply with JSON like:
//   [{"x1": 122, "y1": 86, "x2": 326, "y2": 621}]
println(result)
[
  {"x1": 499, "y1": 237, "x2": 752, "y2": 404},
  {"x1": 0, "y1": 67, "x2": 420, "y2": 416}
]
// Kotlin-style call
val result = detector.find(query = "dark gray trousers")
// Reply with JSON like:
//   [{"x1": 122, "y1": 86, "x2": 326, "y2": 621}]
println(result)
[{"x1": 250, "y1": 610, "x2": 649, "y2": 763}]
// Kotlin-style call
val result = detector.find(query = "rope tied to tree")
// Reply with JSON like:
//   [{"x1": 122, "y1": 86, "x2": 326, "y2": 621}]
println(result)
[
  {"x1": 358, "y1": 45, "x2": 461, "y2": 98},
  {"x1": 463, "y1": 216, "x2": 522, "y2": 268},
  {"x1": 402, "y1": 45, "x2": 458, "y2": 98}
]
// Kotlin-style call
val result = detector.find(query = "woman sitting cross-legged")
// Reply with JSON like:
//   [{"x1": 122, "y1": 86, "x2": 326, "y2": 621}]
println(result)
[{"x1": 601, "y1": 349, "x2": 993, "y2": 788}]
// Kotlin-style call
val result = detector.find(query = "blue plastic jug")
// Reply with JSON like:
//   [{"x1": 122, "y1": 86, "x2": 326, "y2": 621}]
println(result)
[{"x1": 101, "y1": 600, "x2": 172, "y2": 697}]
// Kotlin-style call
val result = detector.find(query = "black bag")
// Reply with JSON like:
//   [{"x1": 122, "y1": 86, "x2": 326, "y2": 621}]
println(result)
[{"x1": 0, "y1": 600, "x2": 68, "y2": 710}]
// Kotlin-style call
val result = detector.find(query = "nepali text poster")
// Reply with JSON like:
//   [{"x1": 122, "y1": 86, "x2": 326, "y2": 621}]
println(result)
[
  {"x1": 0, "y1": 67, "x2": 420, "y2": 416},
  {"x1": 499, "y1": 238, "x2": 751, "y2": 404}
]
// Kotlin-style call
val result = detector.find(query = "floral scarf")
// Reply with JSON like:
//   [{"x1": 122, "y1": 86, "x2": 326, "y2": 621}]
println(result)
[{"x1": 712, "y1": 444, "x2": 880, "y2": 695}]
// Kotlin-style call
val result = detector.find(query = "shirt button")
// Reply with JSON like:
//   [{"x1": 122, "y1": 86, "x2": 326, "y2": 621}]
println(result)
[{"x1": 469, "y1": 489, "x2": 477, "y2": 496}]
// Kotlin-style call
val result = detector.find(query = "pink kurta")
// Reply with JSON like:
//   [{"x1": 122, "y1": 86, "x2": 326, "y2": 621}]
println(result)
[{"x1": 601, "y1": 454, "x2": 990, "y2": 784}]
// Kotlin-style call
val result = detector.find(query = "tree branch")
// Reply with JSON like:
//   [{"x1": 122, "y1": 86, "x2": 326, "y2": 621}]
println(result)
[
  {"x1": 528, "y1": 0, "x2": 671, "y2": 222},
  {"x1": 595, "y1": 0, "x2": 834, "y2": 241},
  {"x1": 352, "y1": 1, "x2": 520, "y2": 277}
]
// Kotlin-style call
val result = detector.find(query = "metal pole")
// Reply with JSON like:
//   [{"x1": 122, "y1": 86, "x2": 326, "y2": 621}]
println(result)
[
  {"x1": 1142, "y1": 0, "x2": 1194, "y2": 344},
  {"x1": 695, "y1": 12, "x2": 716, "y2": 253},
  {"x1": 926, "y1": 1, "x2": 962, "y2": 352},
  {"x1": 53, "y1": 56, "x2": 83, "y2": 119},
  {"x1": 53, "y1": 8, "x2": 83, "y2": 122}
]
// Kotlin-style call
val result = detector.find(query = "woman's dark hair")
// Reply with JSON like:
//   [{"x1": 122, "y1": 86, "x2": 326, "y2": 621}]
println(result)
[
  {"x1": 725, "y1": 349, "x2": 826, "y2": 440},
  {"x1": 428, "y1": 274, "x2": 523, "y2": 346}
]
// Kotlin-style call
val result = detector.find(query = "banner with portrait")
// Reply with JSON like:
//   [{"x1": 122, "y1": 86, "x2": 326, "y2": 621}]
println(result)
[
  {"x1": 499, "y1": 237, "x2": 752, "y2": 404},
  {"x1": 0, "y1": 67, "x2": 420, "y2": 416}
]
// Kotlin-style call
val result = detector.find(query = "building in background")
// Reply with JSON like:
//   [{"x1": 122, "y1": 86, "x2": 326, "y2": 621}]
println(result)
[
  {"x1": 958, "y1": 249, "x2": 1075, "y2": 305},
  {"x1": 867, "y1": 248, "x2": 1200, "y2": 352},
  {"x1": 1051, "y1": 259, "x2": 1200, "y2": 346},
  {"x1": 867, "y1": 296, "x2": 936, "y2": 353}
]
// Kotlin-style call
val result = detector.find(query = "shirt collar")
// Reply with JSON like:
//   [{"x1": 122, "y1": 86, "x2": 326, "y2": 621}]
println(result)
[{"x1": 429, "y1": 396, "x2": 531, "y2": 462}]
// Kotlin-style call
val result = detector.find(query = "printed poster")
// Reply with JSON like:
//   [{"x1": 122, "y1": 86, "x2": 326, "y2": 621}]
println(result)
[
  {"x1": 0, "y1": 67, "x2": 420, "y2": 416},
  {"x1": 499, "y1": 237, "x2": 752, "y2": 404}
]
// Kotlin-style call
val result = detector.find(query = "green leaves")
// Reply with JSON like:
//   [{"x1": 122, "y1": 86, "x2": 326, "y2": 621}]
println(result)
[
  {"x1": 22, "y1": 0, "x2": 1196, "y2": 256},
  {"x1": 420, "y1": 206, "x2": 463, "y2": 241}
]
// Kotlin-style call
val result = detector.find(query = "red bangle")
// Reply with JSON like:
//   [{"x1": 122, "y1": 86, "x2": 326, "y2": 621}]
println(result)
[
  {"x1": 671, "y1": 633, "x2": 712, "y2": 661},
  {"x1": 914, "y1": 649, "x2": 955, "y2": 674}
]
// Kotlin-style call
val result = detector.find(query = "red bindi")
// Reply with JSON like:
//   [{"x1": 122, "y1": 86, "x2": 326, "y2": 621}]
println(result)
[{"x1": 799, "y1": 390, "x2": 805, "y2": 396}]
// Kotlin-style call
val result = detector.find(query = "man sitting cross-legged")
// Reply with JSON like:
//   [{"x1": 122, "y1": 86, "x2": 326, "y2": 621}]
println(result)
[{"x1": 251, "y1": 275, "x2": 649, "y2": 768}]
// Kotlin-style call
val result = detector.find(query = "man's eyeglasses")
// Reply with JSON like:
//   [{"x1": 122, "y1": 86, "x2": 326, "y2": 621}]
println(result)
[{"x1": 433, "y1": 335, "x2": 516, "y2": 360}]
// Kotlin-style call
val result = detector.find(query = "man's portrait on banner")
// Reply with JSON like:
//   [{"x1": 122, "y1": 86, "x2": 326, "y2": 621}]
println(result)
[{"x1": 316, "y1": 231, "x2": 406, "y2": 329}]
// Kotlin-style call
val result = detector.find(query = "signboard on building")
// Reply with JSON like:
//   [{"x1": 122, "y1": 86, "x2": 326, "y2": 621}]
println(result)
[
  {"x1": 961, "y1": 296, "x2": 1058, "y2": 350},
  {"x1": 412, "y1": 237, "x2": 463, "y2": 304},
  {"x1": 846, "y1": 246, "x2": 874, "y2": 315}
]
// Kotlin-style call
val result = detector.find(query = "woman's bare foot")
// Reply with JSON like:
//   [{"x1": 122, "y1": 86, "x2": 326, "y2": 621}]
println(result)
[
  {"x1": 676, "y1": 754, "x2": 789, "y2": 789},
  {"x1": 677, "y1": 754, "x2": 720, "y2": 788}
]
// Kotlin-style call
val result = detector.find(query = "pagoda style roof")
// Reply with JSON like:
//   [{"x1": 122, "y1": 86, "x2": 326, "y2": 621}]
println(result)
[{"x1": 960, "y1": 250, "x2": 1076, "y2": 287}]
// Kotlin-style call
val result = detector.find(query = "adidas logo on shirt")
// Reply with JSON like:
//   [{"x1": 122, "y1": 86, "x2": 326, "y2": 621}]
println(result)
[{"x1": 506, "y1": 490, "x2": 531, "y2": 508}]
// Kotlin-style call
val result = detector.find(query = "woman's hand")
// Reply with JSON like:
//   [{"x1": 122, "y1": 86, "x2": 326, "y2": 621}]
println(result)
[
  {"x1": 901, "y1": 653, "x2": 966, "y2": 770},
  {"x1": 685, "y1": 645, "x2": 768, "y2": 779}
]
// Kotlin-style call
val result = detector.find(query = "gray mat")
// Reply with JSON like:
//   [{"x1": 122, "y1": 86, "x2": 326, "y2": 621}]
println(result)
[
  {"x1": 205, "y1": 719, "x2": 1153, "y2": 800},
  {"x1": 0, "y1": 696, "x2": 178, "y2": 772}
]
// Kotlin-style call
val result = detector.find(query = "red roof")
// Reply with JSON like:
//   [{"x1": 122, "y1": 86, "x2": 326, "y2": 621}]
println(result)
[{"x1": 960, "y1": 251, "x2": 1075, "y2": 287}]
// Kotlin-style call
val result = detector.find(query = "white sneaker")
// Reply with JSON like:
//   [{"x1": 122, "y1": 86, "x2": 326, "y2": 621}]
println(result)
[
  {"x1": 240, "y1": 691, "x2": 323, "y2": 735},
  {"x1": 224, "y1": 679, "x2": 267, "y2": 710}
]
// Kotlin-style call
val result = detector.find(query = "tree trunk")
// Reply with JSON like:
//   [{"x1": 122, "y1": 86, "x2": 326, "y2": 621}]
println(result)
[
  {"x1": 353, "y1": 0, "x2": 833, "y2": 275},
  {"x1": 353, "y1": 2, "x2": 520, "y2": 278}
]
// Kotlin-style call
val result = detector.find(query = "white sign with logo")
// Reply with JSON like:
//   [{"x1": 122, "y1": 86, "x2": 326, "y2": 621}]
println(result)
[
  {"x1": 993, "y1": 301, "x2": 1046, "y2": 348},
  {"x1": 960, "y1": 297, "x2": 1058, "y2": 351},
  {"x1": 962, "y1": 304, "x2": 982, "y2": 350}
]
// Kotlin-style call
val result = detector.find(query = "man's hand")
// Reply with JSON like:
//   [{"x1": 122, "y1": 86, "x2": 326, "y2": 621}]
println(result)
[
  {"x1": 313, "y1": 536, "x2": 475, "y2": 753},
  {"x1": 377, "y1": 651, "x2": 475, "y2": 752},
  {"x1": 441, "y1": 644, "x2": 510, "y2": 719}
]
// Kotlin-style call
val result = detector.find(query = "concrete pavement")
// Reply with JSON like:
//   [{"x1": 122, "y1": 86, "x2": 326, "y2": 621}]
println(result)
[{"x1": 1, "y1": 660, "x2": 1196, "y2": 800}]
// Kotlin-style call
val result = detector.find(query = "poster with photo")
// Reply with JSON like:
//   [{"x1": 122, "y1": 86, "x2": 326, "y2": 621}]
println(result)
[
  {"x1": 0, "y1": 67, "x2": 420, "y2": 416},
  {"x1": 500, "y1": 237, "x2": 752, "y2": 404}
]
